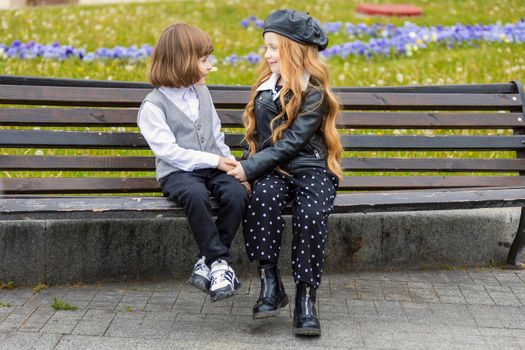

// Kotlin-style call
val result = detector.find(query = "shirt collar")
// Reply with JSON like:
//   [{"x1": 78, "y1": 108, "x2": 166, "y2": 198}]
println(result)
[
  {"x1": 256, "y1": 73, "x2": 280, "y2": 93},
  {"x1": 256, "y1": 72, "x2": 311, "y2": 95},
  {"x1": 159, "y1": 85, "x2": 196, "y2": 101}
]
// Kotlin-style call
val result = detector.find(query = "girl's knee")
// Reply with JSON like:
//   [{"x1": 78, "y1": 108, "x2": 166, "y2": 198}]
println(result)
[{"x1": 252, "y1": 184, "x2": 283, "y2": 204}]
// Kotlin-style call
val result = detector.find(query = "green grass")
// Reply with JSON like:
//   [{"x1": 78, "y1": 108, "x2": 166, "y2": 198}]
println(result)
[
  {"x1": 0, "y1": 281, "x2": 15, "y2": 289},
  {"x1": 51, "y1": 298, "x2": 78, "y2": 311},
  {"x1": 33, "y1": 283, "x2": 48, "y2": 293},
  {"x1": 3, "y1": 0, "x2": 524, "y2": 47},
  {"x1": 2, "y1": 42, "x2": 524, "y2": 86},
  {"x1": 1, "y1": 0, "x2": 524, "y2": 85}
]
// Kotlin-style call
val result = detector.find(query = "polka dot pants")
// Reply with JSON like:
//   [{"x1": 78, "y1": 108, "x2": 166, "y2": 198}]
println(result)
[{"x1": 243, "y1": 168, "x2": 338, "y2": 289}]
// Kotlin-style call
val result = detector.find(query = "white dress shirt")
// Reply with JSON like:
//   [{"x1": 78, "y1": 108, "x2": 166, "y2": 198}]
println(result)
[{"x1": 137, "y1": 85, "x2": 235, "y2": 172}]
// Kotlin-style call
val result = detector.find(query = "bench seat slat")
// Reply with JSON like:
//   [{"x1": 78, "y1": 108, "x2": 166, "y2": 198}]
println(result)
[
  {"x1": 2, "y1": 130, "x2": 525, "y2": 151},
  {"x1": 1, "y1": 85, "x2": 521, "y2": 110},
  {"x1": 332, "y1": 187, "x2": 525, "y2": 213},
  {"x1": 2, "y1": 156, "x2": 524, "y2": 172},
  {"x1": 2, "y1": 187, "x2": 525, "y2": 219},
  {"x1": 2, "y1": 176, "x2": 525, "y2": 194},
  {"x1": 2, "y1": 109, "x2": 523, "y2": 130}
]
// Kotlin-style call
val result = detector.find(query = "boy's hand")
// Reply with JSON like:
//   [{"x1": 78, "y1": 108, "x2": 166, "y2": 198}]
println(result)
[
  {"x1": 217, "y1": 157, "x2": 239, "y2": 172},
  {"x1": 227, "y1": 163, "x2": 247, "y2": 182}
]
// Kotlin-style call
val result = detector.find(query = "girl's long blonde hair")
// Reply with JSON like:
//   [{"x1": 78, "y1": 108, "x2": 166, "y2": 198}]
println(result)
[{"x1": 243, "y1": 34, "x2": 343, "y2": 179}]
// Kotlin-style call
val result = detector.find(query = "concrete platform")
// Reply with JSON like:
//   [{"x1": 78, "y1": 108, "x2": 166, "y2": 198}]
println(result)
[{"x1": 0, "y1": 208, "x2": 522, "y2": 285}]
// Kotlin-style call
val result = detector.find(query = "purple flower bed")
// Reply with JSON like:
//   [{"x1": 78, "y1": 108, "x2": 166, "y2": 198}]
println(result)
[
  {"x1": 0, "y1": 40, "x2": 86, "y2": 60},
  {"x1": 322, "y1": 20, "x2": 525, "y2": 59},
  {"x1": 1, "y1": 19, "x2": 523, "y2": 63}
]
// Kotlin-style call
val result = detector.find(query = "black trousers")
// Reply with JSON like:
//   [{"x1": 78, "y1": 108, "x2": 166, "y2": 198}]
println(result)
[
  {"x1": 243, "y1": 168, "x2": 338, "y2": 288},
  {"x1": 161, "y1": 169, "x2": 248, "y2": 266}
]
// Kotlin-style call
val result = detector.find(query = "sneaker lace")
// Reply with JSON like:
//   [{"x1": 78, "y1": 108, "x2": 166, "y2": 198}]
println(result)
[
  {"x1": 211, "y1": 269, "x2": 233, "y2": 285},
  {"x1": 194, "y1": 261, "x2": 207, "y2": 274},
  {"x1": 210, "y1": 274, "x2": 219, "y2": 285}
]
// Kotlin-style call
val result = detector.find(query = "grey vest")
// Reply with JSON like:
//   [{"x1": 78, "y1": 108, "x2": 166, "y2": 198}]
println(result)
[{"x1": 140, "y1": 85, "x2": 224, "y2": 180}]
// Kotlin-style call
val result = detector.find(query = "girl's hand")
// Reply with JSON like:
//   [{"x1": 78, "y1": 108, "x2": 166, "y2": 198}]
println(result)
[
  {"x1": 240, "y1": 181, "x2": 252, "y2": 196},
  {"x1": 227, "y1": 163, "x2": 247, "y2": 182},
  {"x1": 217, "y1": 157, "x2": 239, "y2": 172}
]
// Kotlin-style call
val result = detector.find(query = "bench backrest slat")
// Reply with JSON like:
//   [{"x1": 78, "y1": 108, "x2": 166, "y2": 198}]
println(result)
[
  {"x1": 336, "y1": 92, "x2": 522, "y2": 109},
  {"x1": 0, "y1": 155, "x2": 154, "y2": 170},
  {"x1": 338, "y1": 112, "x2": 524, "y2": 129},
  {"x1": 1, "y1": 178, "x2": 159, "y2": 194},
  {"x1": 340, "y1": 158, "x2": 525, "y2": 172},
  {"x1": 0, "y1": 130, "x2": 150, "y2": 149},
  {"x1": 339, "y1": 176, "x2": 525, "y2": 189},
  {"x1": 2, "y1": 130, "x2": 525, "y2": 151},
  {"x1": 1, "y1": 84, "x2": 521, "y2": 109},
  {"x1": 2, "y1": 109, "x2": 522, "y2": 129},
  {"x1": 3, "y1": 155, "x2": 524, "y2": 173},
  {"x1": 1, "y1": 75, "x2": 517, "y2": 93},
  {"x1": 343, "y1": 135, "x2": 525, "y2": 150},
  {"x1": 0, "y1": 108, "x2": 139, "y2": 126},
  {"x1": 0, "y1": 85, "x2": 150, "y2": 107}
]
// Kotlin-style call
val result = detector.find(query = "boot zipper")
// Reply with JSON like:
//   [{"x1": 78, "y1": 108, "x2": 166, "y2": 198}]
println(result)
[
  {"x1": 261, "y1": 269, "x2": 267, "y2": 296},
  {"x1": 304, "y1": 299, "x2": 309, "y2": 316},
  {"x1": 304, "y1": 288, "x2": 309, "y2": 316}
]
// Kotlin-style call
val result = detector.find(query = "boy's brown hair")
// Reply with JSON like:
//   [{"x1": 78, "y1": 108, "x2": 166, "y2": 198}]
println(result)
[{"x1": 148, "y1": 23, "x2": 213, "y2": 88}]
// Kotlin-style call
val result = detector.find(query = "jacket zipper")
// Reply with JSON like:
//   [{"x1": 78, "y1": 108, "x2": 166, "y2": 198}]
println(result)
[{"x1": 313, "y1": 149, "x2": 320, "y2": 159}]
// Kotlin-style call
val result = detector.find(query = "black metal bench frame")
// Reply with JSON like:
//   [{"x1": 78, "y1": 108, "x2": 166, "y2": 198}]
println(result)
[{"x1": 1, "y1": 75, "x2": 525, "y2": 268}]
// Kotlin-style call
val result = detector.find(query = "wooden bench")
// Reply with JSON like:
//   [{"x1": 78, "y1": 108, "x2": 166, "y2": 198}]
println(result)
[{"x1": 1, "y1": 75, "x2": 525, "y2": 269}]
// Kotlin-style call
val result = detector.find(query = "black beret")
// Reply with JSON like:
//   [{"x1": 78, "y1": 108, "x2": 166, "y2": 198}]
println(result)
[{"x1": 263, "y1": 9, "x2": 328, "y2": 51}]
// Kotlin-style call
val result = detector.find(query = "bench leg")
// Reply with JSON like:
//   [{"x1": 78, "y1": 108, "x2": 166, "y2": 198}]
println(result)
[{"x1": 507, "y1": 207, "x2": 525, "y2": 269}]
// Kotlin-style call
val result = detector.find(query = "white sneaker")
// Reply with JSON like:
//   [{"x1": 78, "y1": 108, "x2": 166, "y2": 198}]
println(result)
[
  {"x1": 209, "y1": 259, "x2": 240, "y2": 302},
  {"x1": 188, "y1": 256, "x2": 210, "y2": 293}
]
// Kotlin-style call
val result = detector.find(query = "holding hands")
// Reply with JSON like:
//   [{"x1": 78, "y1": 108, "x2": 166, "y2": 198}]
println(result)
[
  {"x1": 217, "y1": 156, "x2": 239, "y2": 172},
  {"x1": 217, "y1": 157, "x2": 251, "y2": 195},
  {"x1": 227, "y1": 163, "x2": 247, "y2": 182},
  {"x1": 217, "y1": 156, "x2": 247, "y2": 182}
]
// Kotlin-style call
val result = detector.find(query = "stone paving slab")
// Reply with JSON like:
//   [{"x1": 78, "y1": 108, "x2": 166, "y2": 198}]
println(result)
[{"x1": 0, "y1": 267, "x2": 524, "y2": 349}]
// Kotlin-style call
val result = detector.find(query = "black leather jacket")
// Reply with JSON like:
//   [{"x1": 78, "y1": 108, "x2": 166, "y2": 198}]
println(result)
[{"x1": 241, "y1": 86, "x2": 329, "y2": 182}]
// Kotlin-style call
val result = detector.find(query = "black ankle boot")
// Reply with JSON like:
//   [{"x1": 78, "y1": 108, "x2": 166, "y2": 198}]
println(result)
[
  {"x1": 252, "y1": 264, "x2": 289, "y2": 319},
  {"x1": 293, "y1": 282, "x2": 321, "y2": 336}
]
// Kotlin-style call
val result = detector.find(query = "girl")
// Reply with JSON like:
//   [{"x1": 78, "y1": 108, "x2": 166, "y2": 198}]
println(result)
[
  {"x1": 228, "y1": 9, "x2": 343, "y2": 336},
  {"x1": 137, "y1": 23, "x2": 249, "y2": 302}
]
